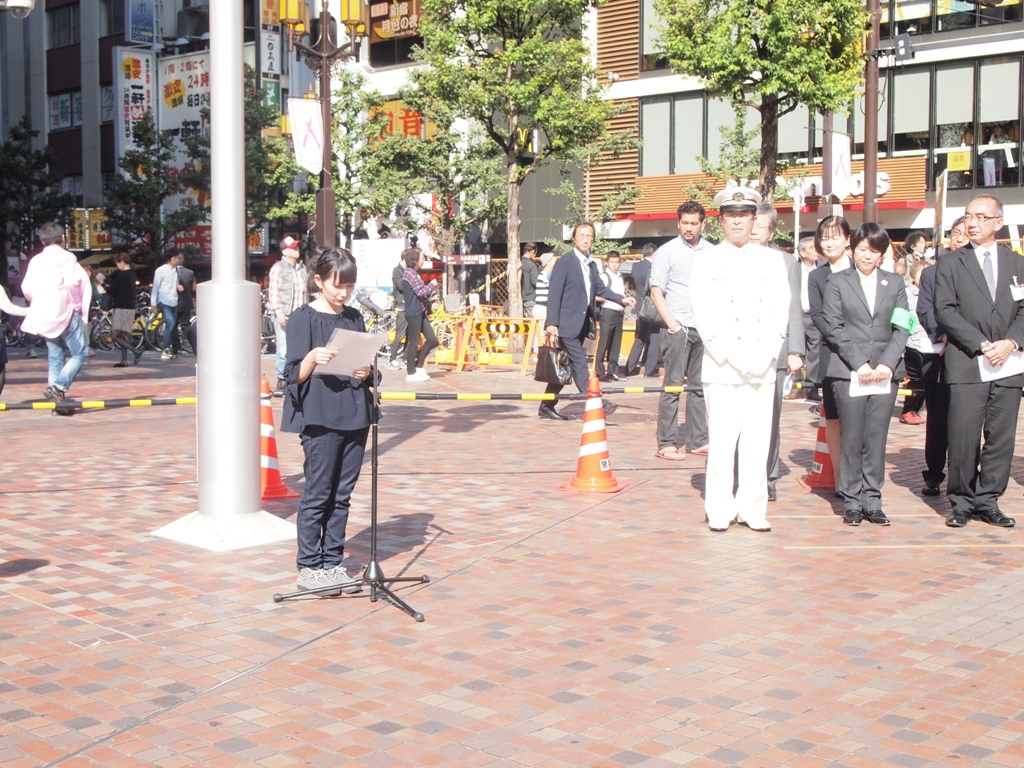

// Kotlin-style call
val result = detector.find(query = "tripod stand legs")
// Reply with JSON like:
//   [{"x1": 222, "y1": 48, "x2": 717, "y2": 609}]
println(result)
[{"x1": 272, "y1": 568, "x2": 429, "y2": 622}]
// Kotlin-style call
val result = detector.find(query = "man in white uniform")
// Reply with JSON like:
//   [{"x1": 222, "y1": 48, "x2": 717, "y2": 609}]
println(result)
[{"x1": 690, "y1": 187, "x2": 792, "y2": 532}]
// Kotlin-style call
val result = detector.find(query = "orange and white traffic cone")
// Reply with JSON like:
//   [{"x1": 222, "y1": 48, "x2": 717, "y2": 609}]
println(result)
[
  {"x1": 797, "y1": 413, "x2": 836, "y2": 490},
  {"x1": 261, "y1": 376, "x2": 300, "y2": 501},
  {"x1": 559, "y1": 375, "x2": 628, "y2": 494}
]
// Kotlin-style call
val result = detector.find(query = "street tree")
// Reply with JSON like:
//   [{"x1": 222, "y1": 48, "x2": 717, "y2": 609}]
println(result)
[
  {"x1": 103, "y1": 110, "x2": 208, "y2": 263},
  {"x1": 415, "y1": 0, "x2": 631, "y2": 319},
  {"x1": 181, "y1": 69, "x2": 304, "y2": 235},
  {"x1": 654, "y1": 0, "x2": 865, "y2": 201},
  {"x1": 368, "y1": 80, "x2": 506, "y2": 276},
  {"x1": 0, "y1": 115, "x2": 70, "y2": 288}
]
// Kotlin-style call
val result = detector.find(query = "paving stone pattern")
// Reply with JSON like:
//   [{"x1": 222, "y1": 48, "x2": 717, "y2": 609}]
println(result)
[{"x1": 3, "y1": 352, "x2": 1024, "y2": 766}]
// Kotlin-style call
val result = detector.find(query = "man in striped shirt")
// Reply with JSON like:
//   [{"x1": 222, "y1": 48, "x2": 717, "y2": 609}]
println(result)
[{"x1": 649, "y1": 201, "x2": 712, "y2": 461}]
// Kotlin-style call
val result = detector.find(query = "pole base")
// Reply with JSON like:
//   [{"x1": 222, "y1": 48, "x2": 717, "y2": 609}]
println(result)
[{"x1": 152, "y1": 510, "x2": 295, "y2": 552}]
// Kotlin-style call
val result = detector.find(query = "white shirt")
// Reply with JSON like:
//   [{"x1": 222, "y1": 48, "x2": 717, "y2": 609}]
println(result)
[
  {"x1": 799, "y1": 261, "x2": 816, "y2": 313},
  {"x1": 973, "y1": 242, "x2": 998, "y2": 290},
  {"x1": 858, "y1": 268, "x2": 878, "y2": 316},
  {"x1": 151, "y1": 263, "x2": 180, "y2": 307},
  {"x1": 572, "y1": 248, "x2": 592, "y2": 301},
  {"x1": 600, "y1": 270, "x2": 625, "y2": 312}
]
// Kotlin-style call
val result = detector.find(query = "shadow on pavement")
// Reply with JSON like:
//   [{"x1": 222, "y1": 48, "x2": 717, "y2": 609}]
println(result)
[{"x1": 0, "y1": 558, "x2": 49, "y2": 578}]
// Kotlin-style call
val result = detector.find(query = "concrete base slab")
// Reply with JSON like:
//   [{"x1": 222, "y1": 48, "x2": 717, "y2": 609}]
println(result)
[{"x1": 152, "y1": 510, "x2": 295, "y2": 552}]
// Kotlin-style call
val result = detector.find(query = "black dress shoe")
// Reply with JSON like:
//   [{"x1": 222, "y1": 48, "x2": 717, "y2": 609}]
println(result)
[
  {"x1": 946, "y1": 510, "x2": 969, "y2": 528},
  {"x1": 609, "y1": 373, "x2": 623, "y2": 381},
  {"x1": 598, "y1": 374, "x2": 612, "y2": 382},
  {"x1": 805, "y1": 388, "x2": 822, "y2": 402},
  {"x1": 538, "y1": 404, "x2": 569, "y2": 420},
  {"x1": 842, "y1": 509, "x2": 862, "y2": 526},
  {"x1": 922, "y1": 481, "x2": 941, "y2": 496},
  {"x1": 603, "y1": 401, "x2": 618, "y2": 415},
  {"x1": 767, "y1": 487, "x2": 777, "y2": 502},
  {"x1": 971, "y1": 509, "x2": 1016, "y2": 527},
  {"x1": 863, "y1": 509, "x2": 891, "y2": 526}
]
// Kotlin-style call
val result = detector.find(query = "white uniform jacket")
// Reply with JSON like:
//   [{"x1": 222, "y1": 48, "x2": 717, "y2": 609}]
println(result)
[{"x1": 690, "y1": 241, "x2": 792, "y2": 385}]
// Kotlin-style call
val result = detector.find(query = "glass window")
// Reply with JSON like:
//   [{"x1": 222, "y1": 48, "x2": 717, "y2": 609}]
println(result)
[
  {"x1": 892, "y1": 69, "x2": 930, "y2": 155},
  {"x1": 641, "y1": 0, "x2": 668, "y2": 71},
  {"x1": 980, "y1": 0, "x2": 1023, "y2": 26},
  {"x1": 47, "y1": 6, "x2": 80, "y2": 49},
  {"x1": 778, "y1": 105, "x2": 810, "y2": 163},
  {"x1": 853, "y1": 91, "x2": 889, "y2": 158},
  {"x1": 641, "y1": 100, "x2": 671, "y2": 176},
  {"x1": 706, "y1": 99, "x2": 758, "y2": 167},
  {"x1": 103, "y1": 0, "x2": 125, "y2": 36},
  {"x1": 934, "y1": 65, "x2": 975, "y2": 189},
  {"x1": 368, "y1": 36, "x2": 423, "y2": 68},
  {"x1": 673, "y1": 96, "x2": 703, "y2": 174},
  {"x1": 893, "y1": 0, "x2": 933, "y2": 35},
  {"x1": 978, "y1": 58, "x2": 1020, "y2": 187}
]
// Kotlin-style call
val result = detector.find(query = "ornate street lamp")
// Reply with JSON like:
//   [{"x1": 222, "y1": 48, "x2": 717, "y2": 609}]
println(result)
[{"x1": 281, "y1": 0, "x2": 368, "y2": 247}]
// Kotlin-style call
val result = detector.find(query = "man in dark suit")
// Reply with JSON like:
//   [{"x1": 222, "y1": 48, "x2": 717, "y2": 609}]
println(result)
[
  {"x1": 625, "y1": 243, "x2": 660, "y2": 377},
  {"x1": 912, "y1": 256, "x2": 950, "y2": 497},
  {"x1": 934, "y1": 195, "x2": 1024, "y2": 528},
  {"x1": 540, "y1": 222, "x2": 635, "y2": 420},
  {"x1": 752, "y1": 203, "x2": 806, "y2": 501}
]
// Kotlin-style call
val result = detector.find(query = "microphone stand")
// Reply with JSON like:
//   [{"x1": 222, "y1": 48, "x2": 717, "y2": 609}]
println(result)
[{"x1": 273, "y1": 353, "x2": 430, "y2": 622}]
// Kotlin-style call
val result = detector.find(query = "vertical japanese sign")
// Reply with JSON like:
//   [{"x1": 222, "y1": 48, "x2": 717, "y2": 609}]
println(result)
[
  {"x1": 259, "y1": 0, "x2": 282, "y2": 121},
  {"x1": 159, "y1": 51, "x2": 213, "y2": 256},
  {"x1": 369, "y1": 0, "x2": 423, "y2": 42},
  {"x1": 126, "y1": 0, "x2": 156, "y2": 46},
  {"x1": 112, "y1": 48, "x2": 155, "y2": 166}
]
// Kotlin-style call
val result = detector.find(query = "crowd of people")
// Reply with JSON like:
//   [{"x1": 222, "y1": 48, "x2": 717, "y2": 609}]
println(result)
[{"x1": 538, "y1": 191, "x2": 1024, "y2": 533}]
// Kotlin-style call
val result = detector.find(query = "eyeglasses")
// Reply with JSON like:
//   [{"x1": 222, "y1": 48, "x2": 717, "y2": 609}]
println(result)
[{"x1": 963, "y1": 213, "x2": 1000, "y2": 224}]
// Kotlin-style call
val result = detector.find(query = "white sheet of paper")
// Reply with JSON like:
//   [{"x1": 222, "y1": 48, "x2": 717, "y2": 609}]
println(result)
[
  {"x1": 915, "y1": 336, "x2": 946, "y2": 355},
  {"x1": 314, "y1": 327, "x2": 386, "y2": 378},
  {"x1": 849, "y1": 370, "x2": 892, "y2": 398},
  {"x1": 979, "y1": 348, "x2": 1024, "y2": 382}
]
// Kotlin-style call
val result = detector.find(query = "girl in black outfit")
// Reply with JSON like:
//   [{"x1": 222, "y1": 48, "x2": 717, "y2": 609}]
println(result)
[
  {"x1": 282, "y1": 246, "x2": 374, "y2": 593},
  {"x1": 107, "y1": 252, "x2": 141, "y2": 366}
]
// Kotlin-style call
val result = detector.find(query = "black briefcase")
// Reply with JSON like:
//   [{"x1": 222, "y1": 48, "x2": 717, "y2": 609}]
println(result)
[{"x1": 534, "y1": 346, "x2": 573, "y2": 386}]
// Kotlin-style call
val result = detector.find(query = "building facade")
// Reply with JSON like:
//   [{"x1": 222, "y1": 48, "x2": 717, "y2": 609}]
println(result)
[{"x1": 592, "y1": 0, "x2": 1024, "y2": 245}]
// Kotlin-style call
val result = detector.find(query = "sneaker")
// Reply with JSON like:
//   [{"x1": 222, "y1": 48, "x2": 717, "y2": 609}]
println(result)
[
  {"x1": 406, "y1": 370, "x2": 429, "y2": 382},
  {"x1": 43, "y1": 385, "x2": 65, "y2": 404},
  {"x1": 322, "y1": 565, "x2": 362, "y2": 594},
  {"x1": 161, "y1": 350, "x2": 176, "y2": 360},
  {"x1": 388, "y1": 359, "x2": 403, "y2": 370},
  {"x1": 899, "y1": 411, "x2": 926, "y2": 425},
  {"x1": 296, "y1": 567, "x2": 333, "y2": 591},
  {"x1": 275, "y1": 378, "x2": 287, "y2": 392},
  {"x1": 25, "y1": 349, "x2": 37, "y2": 359}
]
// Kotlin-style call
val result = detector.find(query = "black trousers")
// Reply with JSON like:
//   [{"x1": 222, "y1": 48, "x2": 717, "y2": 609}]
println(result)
[
  {"x1": 405, "y1": 313, "x2": 437, "y2": 373},
  {"x1": 296, "y1": 426, "x2": 369, "y2": 571},
  {"x1": 626, "y1": 319, "x2": 661, "y2": 376},
  {"x1": 767, "y1": 370, "x2": 786, "y2": 491},
  {"x1": 947, "y1": 382, "x2": 1022, "y2": 513},
  {"x1": 543, "y1": 326, "x2": 590, "y2": 407},
  {"x1": 594, "y1": 308, "x2": 623, "y2": 377},
  {"x1": 905, "y1": 349, "x2": 949, "y2": 484},
  {"x1": 389, "y1": 309, "x2": 407, "y2": 362},
  {"x1": 831, "y1": 378, "x2": 898, "y2": 513}
]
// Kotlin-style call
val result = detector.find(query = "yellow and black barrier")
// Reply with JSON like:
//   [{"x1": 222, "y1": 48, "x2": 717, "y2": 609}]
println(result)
[
  {"x1": 0, "y1": 397, "x2": 197, "y2": 412},
  {"x1": 0, "y1": 387, "x2": 919, "y2": 411}
]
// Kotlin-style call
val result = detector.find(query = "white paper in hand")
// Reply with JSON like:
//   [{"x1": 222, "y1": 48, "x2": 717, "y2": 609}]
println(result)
[
  {"x1": 979, "y1": 348, "x2": 1024, "y2": 382},
  {"x1": 849, "y1": 370, "x2": 892, "y2": 398},
  {"x1": 315, "y1": 328, "x2": 387, "y2": 378}
]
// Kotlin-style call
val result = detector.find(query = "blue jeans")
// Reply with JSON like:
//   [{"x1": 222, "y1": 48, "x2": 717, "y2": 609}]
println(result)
[
  {"x1": 273, "y1": 316, "x2": 287, "y2": 380},
  {"x1": 158, "y1": 302, "x2": 177, "y2": 351},
  {"x1": 296, "y1": 425, "x2": 369, "y2": 570},
  {"x1": 46, "y1": 311, "x2": 88, "y2": 393}
]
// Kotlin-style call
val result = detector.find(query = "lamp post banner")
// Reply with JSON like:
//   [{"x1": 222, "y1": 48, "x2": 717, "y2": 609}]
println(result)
[{"x1": 288, "y1": 97, "x2": 325, "y2": 175}]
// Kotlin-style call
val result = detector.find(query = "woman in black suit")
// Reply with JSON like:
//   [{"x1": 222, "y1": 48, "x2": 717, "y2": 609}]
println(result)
[{"x1": 823, "y1": 223, "x2": 910, "y2": 526}]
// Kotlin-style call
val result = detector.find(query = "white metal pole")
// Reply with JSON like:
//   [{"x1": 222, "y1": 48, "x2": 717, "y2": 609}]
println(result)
[{"x1": 154, "y1": 0, "x2": 294, "y2": 551}]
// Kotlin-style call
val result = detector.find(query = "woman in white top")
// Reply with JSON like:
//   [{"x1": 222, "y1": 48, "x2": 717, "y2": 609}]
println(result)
[{"x1": 0, "y1": 285, "x2": 29, "y2": 396}]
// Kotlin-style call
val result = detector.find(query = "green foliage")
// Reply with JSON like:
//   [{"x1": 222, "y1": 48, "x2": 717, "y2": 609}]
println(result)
[
  {"x1": 368, "y1": 78, "x2": 507, "y2": 261},
  {"x1": 654, "y1": 0, "x2": 866, "y2": 200},
  {"x1": 181, "y1": 69, "x2": 301, "y2": 234},
  {"x1": 0, "y1": 115, "x2": 70, "y2": 285},
  {"x1": 415, "y1": 0, "x2": 628, "y2": 316},
  {"x1": 103, "y1": 111, "x2": 208, "y2": 264}
]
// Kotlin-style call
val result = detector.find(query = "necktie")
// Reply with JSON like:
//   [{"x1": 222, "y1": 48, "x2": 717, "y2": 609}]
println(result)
[{"x1": 982, "y1": 251, "x2": 996, "y2": 300}]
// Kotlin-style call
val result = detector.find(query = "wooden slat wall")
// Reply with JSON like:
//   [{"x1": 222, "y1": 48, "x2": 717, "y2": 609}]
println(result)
[
  {"x1": 597, "y1": 0, "x2": 639, "y2": 82},
  {"x1": 588, "y1": 99, "x2": 640, "y2": 218},
  {"x1": 633, "y1": 157, "x2": 928, "y2": 215}
]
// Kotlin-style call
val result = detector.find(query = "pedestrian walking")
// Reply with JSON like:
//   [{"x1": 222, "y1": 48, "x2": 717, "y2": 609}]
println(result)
[
  {"x1": 625, "y1": 243, "x2": 661, "y2": 378},
  {"x1": 0, "y1": 284, "x2": 28, "y2": 395},
  {"x1": 791, "y1": 236, "x2": 822, "y2": 401},
  {"x1": 281, "y1": 246, "x2": 372, "y2": 594},
  {"x1": 388, "y1": 252, "x2": 407, "y2": 370},
  {"x1": 108, "y1": 252, "x2": 142, "y2": 367},
  {"x1": 268, "y1": 236, "x2": 309, "y2": 390},
  {"x1": 594, "y1": 250, "x2": 625, "y2": 381},
  {"x1": 20, "y1": 221, "x2": 92, "y2": 407},
  {"x1": 150, "y1": 251, "x2": 181, "y2": 359},
  {"x1": 402, "y1": 248, "x2": 438, "y2": 383}
]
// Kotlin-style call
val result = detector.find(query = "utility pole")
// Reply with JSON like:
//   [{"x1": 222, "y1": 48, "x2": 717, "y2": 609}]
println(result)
[{"x1": 863, "y1": 0, "x2": 881, "y2": 223}]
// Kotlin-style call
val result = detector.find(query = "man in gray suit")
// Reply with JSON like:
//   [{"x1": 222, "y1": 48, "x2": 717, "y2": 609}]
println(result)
[
  {"x1": 752, "y1": 203, "x2": 805, "y2": 501},
  {"x1": 935, "y1": 195, "x2": 1024, "y2": 528}
]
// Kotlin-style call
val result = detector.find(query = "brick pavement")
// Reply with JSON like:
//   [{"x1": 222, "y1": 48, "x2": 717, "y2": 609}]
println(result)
[{"x1": 3, "y1": 350, "x2": 1024, "y2": 767}]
